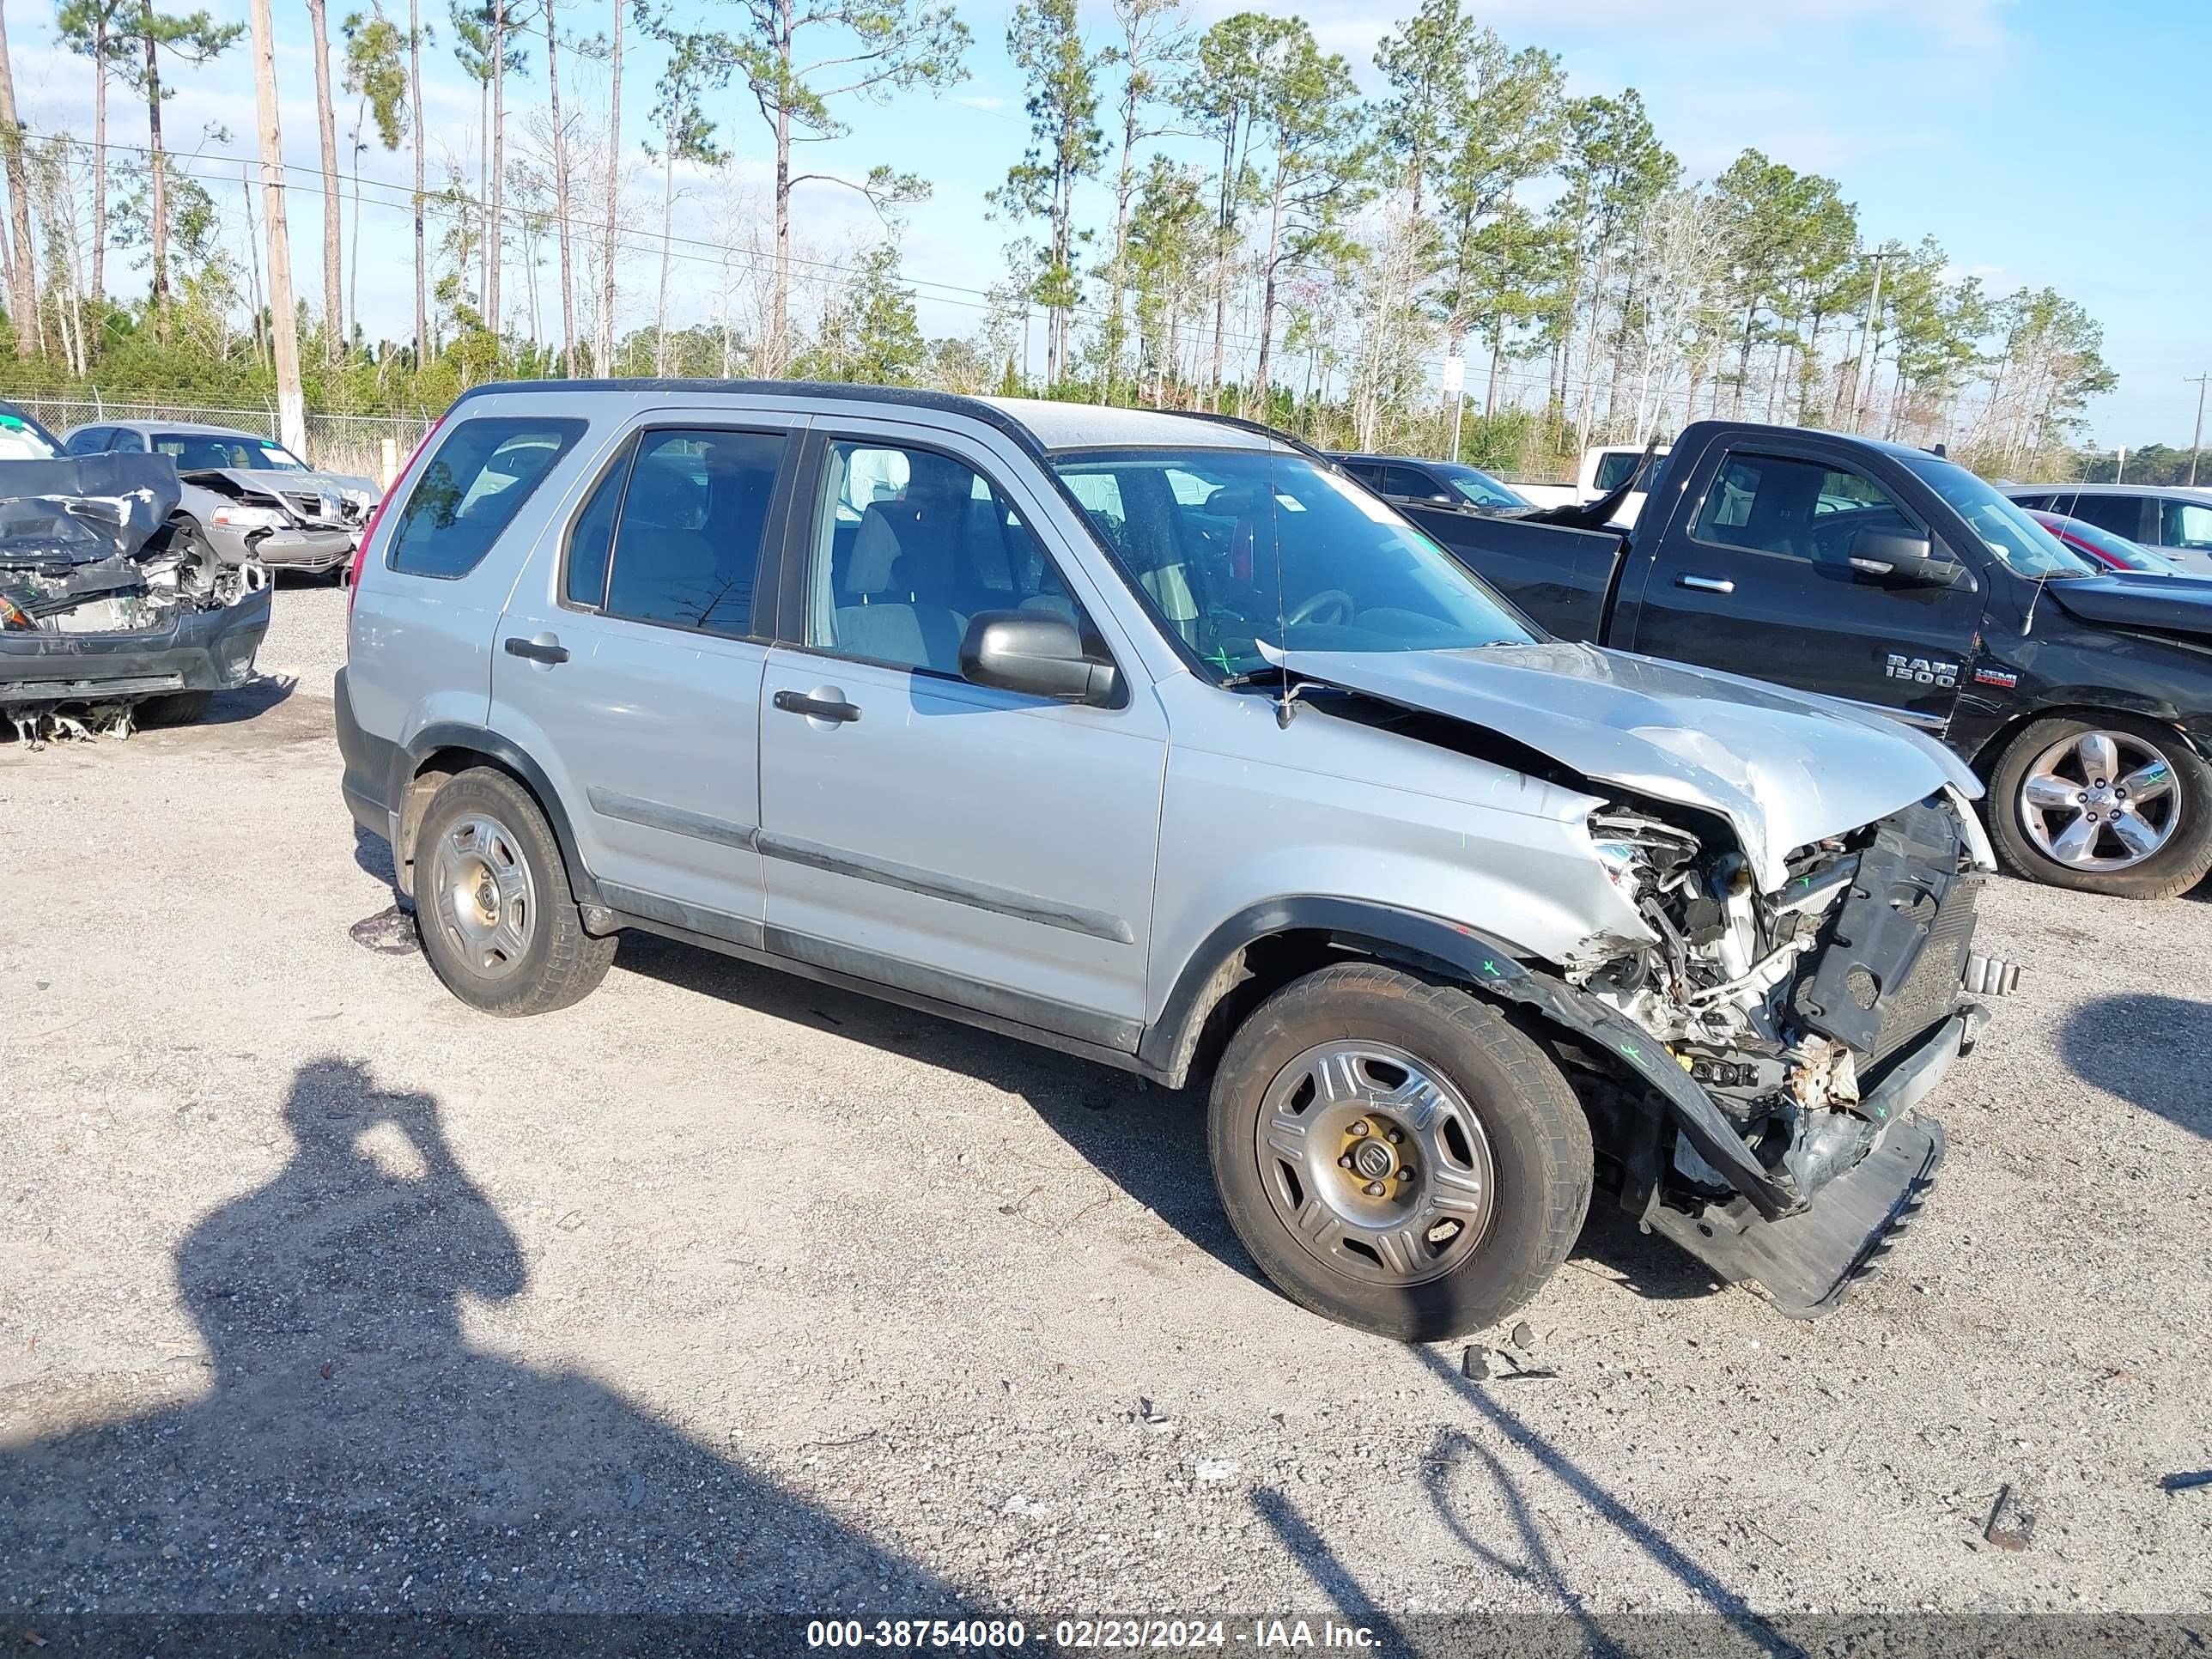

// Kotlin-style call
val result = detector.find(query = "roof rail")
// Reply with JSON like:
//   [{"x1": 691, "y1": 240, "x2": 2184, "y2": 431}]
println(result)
[{"x1": 1175, "y1": 410, "x2": 1337, "y2": 466}]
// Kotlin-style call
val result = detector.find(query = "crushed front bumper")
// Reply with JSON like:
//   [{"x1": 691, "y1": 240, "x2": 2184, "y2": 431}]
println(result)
[
  {"x1": 214, "y1": 524, "x2": 356, "y2": 572},
  {"x1": 0, "y1": 585, "x2": 272, "y2": 708},
  {"x1": 1645, "y1": 1005, "x2": 1982, "y2": 1317}
]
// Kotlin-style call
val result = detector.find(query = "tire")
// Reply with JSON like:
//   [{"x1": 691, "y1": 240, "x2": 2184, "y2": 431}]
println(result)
[
  {"x1": 1987, "y1": 713, "x2": 2212, "y2": 900},
  {"x1": 410, "y1": 767, "x2": 617, "y2": 1016},
  {"x1": 135, "y1": 690, "x2": 211, "y2": 726},
  {"x1": 1207, "y1": 962, "x2": 1593, "y2": 1342}
]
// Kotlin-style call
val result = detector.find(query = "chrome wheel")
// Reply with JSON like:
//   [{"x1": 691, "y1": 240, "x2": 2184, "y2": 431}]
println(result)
[
  {"x1": 2020, "y1": 729, "x2": 2181, "y2": 872},
  {"x1": 429, "y1": 811, "x2": 538, "y2": 978},
  {"x1": 1252, "y1": 1041, "x2": 1497, "y2": 1287}
]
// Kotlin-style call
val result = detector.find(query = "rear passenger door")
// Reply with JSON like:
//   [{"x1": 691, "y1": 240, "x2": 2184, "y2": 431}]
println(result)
[
  {"x1": 753, "y1": 420, "x2": 1166, "y2": 1047},
  {"x1": 492, "y1": 414, "x2": 805, "y2": 937}
]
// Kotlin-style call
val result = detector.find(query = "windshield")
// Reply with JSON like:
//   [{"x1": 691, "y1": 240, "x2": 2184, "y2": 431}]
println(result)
[
  {"x1": 155, "y1": 433, "x2": 313, "y2": 472},
  {"x1": 0, "y1": 409, "x2": 60, "y2": 459},
  {"x1": 1435, "y1": 463, "x2": 1527, "y2": 510},
  {"x1": 1899, "y1": 454, "x2": 2095, "y2": 579},
  {"x1": 1051, "y1": 447, "x2": 1534, "y2": 679}
]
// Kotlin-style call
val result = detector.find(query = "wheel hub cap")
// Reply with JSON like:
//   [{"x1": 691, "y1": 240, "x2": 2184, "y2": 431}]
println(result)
[
  {"x1": 1254, "y1": 1041, "x2": 1497, "y2": 1288},
  {"x1": 431, "y1": 812, "x2": 538, "y2": 979},
  {"x1": 2019, "y1": 729, "x2": 2181, "y2": 872}
]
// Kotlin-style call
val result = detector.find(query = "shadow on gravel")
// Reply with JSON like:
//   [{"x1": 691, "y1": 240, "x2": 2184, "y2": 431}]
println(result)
[
  {"x1": 199, "y1": 672, "x2": 298, "y2": 726},
  {"x1": 2058, "y1": 994, "x2": 2211, "y2": 1139},
  {"x1": 613, "y1": 933, "x2": 1268, "y2": 1288},
  {"x1": 1415, "y1": 1346, "x2": 1797, "y2": 1656},
  {"x1": 1565, "y1": 1207, "x2": 1725, "y2": 1305},
  {"x1": 0, "y1": 1057, "x2": 973, "y2": 1615}
]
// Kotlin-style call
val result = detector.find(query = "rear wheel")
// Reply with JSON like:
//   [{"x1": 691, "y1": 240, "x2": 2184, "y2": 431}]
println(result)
[
  {"x1": 1989, "y1": 713, "x2": 2212, "y2": 899},
  {"x1": 410, "y1": 767, "x2": 616, "y2": 1015},
  {"x1": 1208, "y1": 963, "x2": 1592, "y2": 1341}
]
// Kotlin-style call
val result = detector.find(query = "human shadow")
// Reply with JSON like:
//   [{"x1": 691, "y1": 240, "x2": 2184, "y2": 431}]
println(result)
[
  {"x1": 612, "y1": 932, "x2": 1264, "y2": 1285},
  {"x1": 2058, "y1": 994, "x2": 2212, "y2": 1139},
  {"x1": 0, "y1": 1058, "x2": 973, "y2": 1617},
  {"x1": 1414, "y1": 1347, "x2": 1799, "y2": 1657}
]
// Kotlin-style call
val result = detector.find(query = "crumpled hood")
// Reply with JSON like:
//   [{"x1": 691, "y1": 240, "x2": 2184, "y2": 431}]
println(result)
[
  {"x1": 1262, "y1": 640, "x2": 1981, "y2": 892},
  {"x1": 2045, "y1": 572, "x2": 2212, "y2": 636},
  {"x1": 185, "y1": 467, "x2": 379, "y2": 517}
]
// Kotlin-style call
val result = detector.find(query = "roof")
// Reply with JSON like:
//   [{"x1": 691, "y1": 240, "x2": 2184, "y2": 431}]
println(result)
[
  {"x1": 448, "y1": 377, "x2": 1276, "y2": 455},
  {"x1": 2010, "y1": 481, "x2": 2212, "y2": 502},
  {"x1": 978, "y1": 396, "x2": 1273, "y2": 452},
  {"x1": 100, "y1": 418, "x2": 268, "y2": 440}
]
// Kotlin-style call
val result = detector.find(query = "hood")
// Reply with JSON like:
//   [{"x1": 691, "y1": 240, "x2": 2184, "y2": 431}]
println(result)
[
  {"x1": 1261, "y1": 640, "x2": 1980, "y2": 892},
  {"x1": 0, "y1": 454, "x2": 182, "y2": 567},
  {"x1": 2045, "y1": 573, "x2": 2212, "y2": 637},
  {"x1": 185, "y1": 467, "x2": 378, "y2": 514}
]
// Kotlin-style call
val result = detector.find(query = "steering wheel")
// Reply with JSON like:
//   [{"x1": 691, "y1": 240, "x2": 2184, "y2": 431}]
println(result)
[{"x1": 1285, "y1": 588, "x2": 1355, "y2": 629}]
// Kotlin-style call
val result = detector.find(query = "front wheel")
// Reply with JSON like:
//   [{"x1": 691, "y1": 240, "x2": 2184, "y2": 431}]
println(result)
[
  {"x1": 410, "y1": 767, "x2": 617, "y2": 1015},
  {"x1": 1988, "y1": 714, "x2": 2212, "y2": 899},
  {"x1": 1208, "y1": 963, "x2": 1593, "y2": 1342}
]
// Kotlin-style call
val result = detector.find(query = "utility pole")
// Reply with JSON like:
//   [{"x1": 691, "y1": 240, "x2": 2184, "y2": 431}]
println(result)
[
  {"x1": 249, "y1": 0, "x2": 307, "y2": 456},
  {"x1": 2187, "y1": 373, "x2": 2209, "y2": 488},
  {"x1": 1850, "y1": 246, "x2": 1891, "y2": 434}
]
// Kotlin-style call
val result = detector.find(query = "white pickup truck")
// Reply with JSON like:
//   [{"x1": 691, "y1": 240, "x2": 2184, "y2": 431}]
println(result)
[{"x1": 1511, "y1": 443, "x2": 1668, "y2": 526}]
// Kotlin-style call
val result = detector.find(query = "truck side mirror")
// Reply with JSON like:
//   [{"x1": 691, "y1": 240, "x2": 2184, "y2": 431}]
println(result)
[
  {"x1": 958, "y1": 611, "x2": 1121, "y2": 706},
  {"x1": 1849, "y1": 530, "x2": 1970, "y2": 590}
]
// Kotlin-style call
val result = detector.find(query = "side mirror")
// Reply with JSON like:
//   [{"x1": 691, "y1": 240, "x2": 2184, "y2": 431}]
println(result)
[
  {"x1": 1849, "y1": 529, "x2": 1969, "y2": 589},
  {"x1": 958, "y1": 611, "x2": 1120, "y2": 706}
]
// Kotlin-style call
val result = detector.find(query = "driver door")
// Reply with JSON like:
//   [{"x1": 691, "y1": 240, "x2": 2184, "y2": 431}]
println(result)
[
  {"x1": 1622, "y1": 440, "x2": 1981, "y2": 728},
  {"x1": 754, "y1": 421, "x2": 1168, "y2": 1047}
]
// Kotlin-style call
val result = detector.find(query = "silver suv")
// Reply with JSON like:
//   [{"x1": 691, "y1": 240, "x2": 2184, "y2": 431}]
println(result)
[{"x1": 338, "y1": 381, "x2": 2013, "y2": 1340}]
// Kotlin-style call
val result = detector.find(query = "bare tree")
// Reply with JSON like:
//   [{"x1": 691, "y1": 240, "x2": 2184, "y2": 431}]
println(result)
[
  {"x1": 543, "y1": 0, "x2": 575, "y2": 373},
  {"x1": 410, "y1": 0, "x2": 427, "y2": 356},
  {"x1": 595, "y1": 0, "x2": 621, "y2": 371},
  {"x1": 249, "y1": 0, "x2": 307, "y2": 453},
  {"x1": 307, "y1": 0, "x2": 345, "y2": 356},
  {"x1": 0, "y1": 0, "x2": 39, "y2": 356}
]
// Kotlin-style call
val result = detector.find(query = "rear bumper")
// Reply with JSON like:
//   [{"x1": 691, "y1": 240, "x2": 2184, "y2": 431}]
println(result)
[
  {"x1": 1647, "y1": 1007, "x2": 1976, "y2": 1318},
  {"x1": 0, "y1": 586, "x2": 272, "y2": 708},
  {"x1": 334, "y1": 666, "x2": 400, "y2": 839}
]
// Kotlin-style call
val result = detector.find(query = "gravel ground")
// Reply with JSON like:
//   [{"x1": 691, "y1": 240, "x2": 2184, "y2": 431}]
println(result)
[{"x1": 2, "y1": 580, "x2": 2209, "y2": 1630}]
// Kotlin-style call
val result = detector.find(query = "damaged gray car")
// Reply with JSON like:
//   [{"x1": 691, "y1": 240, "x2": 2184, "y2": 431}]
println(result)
[
  {"x1": 338, "y1": 383, "x2": 2021, "y2": 1340},
  {"x1": 1, "y1": 453, "x2": 272, "y2": 744},
  {"x1": 62, "y1": 420, "x2": 376, "y2": 579}
]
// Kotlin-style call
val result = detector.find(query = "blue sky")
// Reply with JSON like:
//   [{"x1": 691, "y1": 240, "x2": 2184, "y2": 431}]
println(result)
[{"x1": 6, "y1": 0, "x2": 2203, "y2": 445}]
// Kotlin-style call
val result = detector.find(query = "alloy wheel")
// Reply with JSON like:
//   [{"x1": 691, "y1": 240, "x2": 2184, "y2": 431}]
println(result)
[{"x1": 2019, "y1": 729, "x2": 2181, "y2": 872}]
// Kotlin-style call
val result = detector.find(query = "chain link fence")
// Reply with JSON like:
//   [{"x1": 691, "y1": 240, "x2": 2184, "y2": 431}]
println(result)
[{"x1": 2, "y1": 396, "x2": 436, "y2": 484}]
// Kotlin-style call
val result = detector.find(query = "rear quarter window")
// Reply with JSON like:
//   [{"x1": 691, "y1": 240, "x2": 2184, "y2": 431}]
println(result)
[{"x1": 387, "y1": 416, "x2": 586, "y2": 579}]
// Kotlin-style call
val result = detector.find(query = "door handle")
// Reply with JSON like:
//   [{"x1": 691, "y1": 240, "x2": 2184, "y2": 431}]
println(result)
[
  {"x1": 503, "y1": 635, "x2": 569, "y2": 665},
  {"x1": 1676, "y1": 574, "x2": 1735, "y2": 594},
  {"x1": 773, "y1": 689, "x2": 861, "y2": 724}
]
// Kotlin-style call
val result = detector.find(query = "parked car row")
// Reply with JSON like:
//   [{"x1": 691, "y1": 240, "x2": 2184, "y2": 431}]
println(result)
[
  {"x1": 338, "y1": 381, "x2": 2023, "y2": 1343},
  {"x1": 2003, "y1": 482, "x2": 2212, "y2": 575},
  {"x1": 0, "y1": 408, "x2": 374, "y2": 740}
]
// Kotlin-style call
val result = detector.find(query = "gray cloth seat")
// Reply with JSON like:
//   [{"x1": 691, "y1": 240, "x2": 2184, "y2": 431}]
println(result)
[{"x1": 833, "y1": 501, "x2": 967, "y2": 672}]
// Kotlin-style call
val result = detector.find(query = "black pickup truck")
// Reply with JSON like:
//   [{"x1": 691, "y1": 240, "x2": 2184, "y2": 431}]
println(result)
[{"x1": 1398, "y1": 419, "x2": 2212, "y2": 900}]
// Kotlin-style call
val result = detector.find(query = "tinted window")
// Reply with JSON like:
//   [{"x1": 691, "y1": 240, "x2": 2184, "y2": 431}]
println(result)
[
  {"x1": 1379, "y1": 465, "x2": 1443, "y2": 501},
  {"x1": 387, "y1": 417, "x2": 586, "y2": 579},
  {"x1": 563, "y1": 449, "x2": 629, "y2": 608},
  {"x1": 63, "y1": 426, "x2": 109, "y2": 456},
  {"x1": 1051, "y1": 447, "x2": 1531, "y2": 680},
  {"x1": 1896, "y1": 454, "x2": 2093, "y2": 579},
  {"x1": 106, "y1": 428, "x2": 147, "y2": 453},
  {"x1": 1592, "y1": 451, "x2": 1644, "y2": 493},
  {"x1": 2069, "y1": 494, "x2": 2145, "y2": 540},
  {"x1": 807, "y1": 441, "x2": 1085, "y2": 677},
  {"x1": 1692, "y1": 453, "x2": 1915, "y2": 563},
  {"x1": 2161, "y1": 500, "x2": 2212, "y2": 550},
  {"x1": 1436, "y1": 463, "x2": 1525, "y2": 509},
  {"x1": 602, "y1": 428, "x2": 783, "y2": 635}
]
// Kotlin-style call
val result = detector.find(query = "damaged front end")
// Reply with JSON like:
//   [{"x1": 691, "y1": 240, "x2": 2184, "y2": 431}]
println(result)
[
  {"x1": 0, "y1": 455, "x2": 271, "y2": 747},
  {"x1": 1558, "y1": 788, "x2": 2017, "y2": 1316}
]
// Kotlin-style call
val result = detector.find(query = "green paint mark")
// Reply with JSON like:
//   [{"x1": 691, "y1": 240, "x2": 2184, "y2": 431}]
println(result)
[
  {"x1": 1619, "y1": 1042, "x2": 1644, "y2": 1064},
  {"x1": 1480, "y1": 958, "x2": 1497, "y2": 975},
  {"x1": 1206, "y1": 647, "x2": 1237, "y2": 675}
]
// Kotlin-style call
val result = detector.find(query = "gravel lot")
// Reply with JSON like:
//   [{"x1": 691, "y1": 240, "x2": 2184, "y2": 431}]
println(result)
[{"x1": 2, "y1": 579, "x2": 2208, "y2": 1632}]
